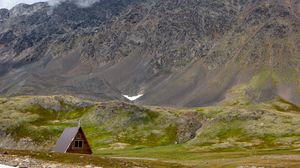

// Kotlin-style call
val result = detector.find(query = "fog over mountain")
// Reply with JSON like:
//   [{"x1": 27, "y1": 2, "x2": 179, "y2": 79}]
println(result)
[
  {"x1": 0, "y1": 0, "x2": 47, "y2": 9},
  {"x1": 0, "y1": 0, "x2": 99, "y2": 9}
]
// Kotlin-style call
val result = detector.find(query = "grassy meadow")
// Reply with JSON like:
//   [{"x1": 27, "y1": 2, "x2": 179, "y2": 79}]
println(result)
[{"x1": 1, "y1": 95, "x2": 300, "y2": 167}]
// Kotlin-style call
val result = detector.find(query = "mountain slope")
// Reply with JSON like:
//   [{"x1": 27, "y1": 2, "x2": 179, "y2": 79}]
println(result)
[{"x1": 0, "y1": 0, "x2": 299, "y2": 106}]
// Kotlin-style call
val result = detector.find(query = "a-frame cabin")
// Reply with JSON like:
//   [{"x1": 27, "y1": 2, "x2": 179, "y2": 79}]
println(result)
[{"x1": 52, "y1": 127, "x2": 92, "y2": 154}]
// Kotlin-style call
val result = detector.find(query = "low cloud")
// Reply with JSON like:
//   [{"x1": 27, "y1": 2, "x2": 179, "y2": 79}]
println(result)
[
  {"x1": 0, "y1": 0, "x2": 47, "y2": 9},
  {"x1": 48, "y1": 0, "x2": 100, "y2": 8},
  {"x1": 73, "y1": 0, "x2": 100, "y2": 8},
  {"x1": 0, "y1": 0, "x2": 100, "y2": 9}
]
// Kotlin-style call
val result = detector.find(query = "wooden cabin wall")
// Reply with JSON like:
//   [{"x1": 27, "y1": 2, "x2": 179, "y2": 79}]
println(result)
[{"x1": 66, "y1": 129, "x2": 92, "y2": 154}]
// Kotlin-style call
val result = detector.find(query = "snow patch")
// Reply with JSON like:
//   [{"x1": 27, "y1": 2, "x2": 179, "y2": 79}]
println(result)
[{"x1": 123, "y1": 94, "x2": 143, "y2": 101}]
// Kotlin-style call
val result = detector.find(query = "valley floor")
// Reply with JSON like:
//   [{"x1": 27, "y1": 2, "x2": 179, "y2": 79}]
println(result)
[
  {"x1": 0, "y1": 148, "x2": 185, "y2": 168},
  {"x1": 1, "y1": 148, "x2": 300, "y2": 168},
  {"x1": 99, "y1": 146, "x2": 300, "y2": 168}
]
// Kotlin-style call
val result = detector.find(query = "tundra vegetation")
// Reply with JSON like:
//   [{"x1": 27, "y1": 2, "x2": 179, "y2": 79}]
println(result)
[{"x1": 0, "y1": 95, "x2": 300, "y2": 167}]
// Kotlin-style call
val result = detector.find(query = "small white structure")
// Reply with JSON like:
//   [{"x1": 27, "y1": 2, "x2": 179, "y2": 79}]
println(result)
[{"x1": 123, "y1": 94, "x2": 143, "y2": 101}]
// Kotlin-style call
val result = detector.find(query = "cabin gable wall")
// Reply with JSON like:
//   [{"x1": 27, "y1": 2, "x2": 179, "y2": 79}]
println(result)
[{"x1": 66, "y1": 129, "x2": 92, "y2": 154}]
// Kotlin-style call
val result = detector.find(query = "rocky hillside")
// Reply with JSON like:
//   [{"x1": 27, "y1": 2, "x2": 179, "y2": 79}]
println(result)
[
  {"x1": 0, "y1": 0, "x2": 300, "y2": 106},
  {"x1": 1, "y1": 95, "x2": 300, "y2": 154}
]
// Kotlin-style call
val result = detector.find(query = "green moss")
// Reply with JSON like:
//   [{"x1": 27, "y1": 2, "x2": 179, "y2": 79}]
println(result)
[
  {"x1": 21, "y1": 104, "x2": 93, "y2": 126},
  {"x1": 162, "y1": 124, "x2": 177, "y2": 145},
  {"x1": 146, "y1": 132, "x2": 162, "y2": 145},
  {"x1": 82, "y1": 125, "x2": 113, "y2": 148},
  {"x1": 3, "y1": 102, "x2": 94, "y2": 145},
  {"x1": 216, "y1": 125, "x2": 245, "y2": 139},
  {"x1": 258, "y1": 134, "x2": 277, "y2": 147},
  {"x1": 145, "y1": 110, "x2": 159, "y2": 122},
  {"x1": 249, "y1": 69, "x2": 272, "y2": 89}
]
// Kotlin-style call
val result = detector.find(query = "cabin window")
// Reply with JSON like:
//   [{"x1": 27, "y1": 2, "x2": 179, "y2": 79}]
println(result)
[{"x1": 74, "y1": 140, "x2": 83, "y2": 148}]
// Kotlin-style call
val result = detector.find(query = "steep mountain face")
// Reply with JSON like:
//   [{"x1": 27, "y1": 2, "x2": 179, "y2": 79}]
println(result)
[{"x1": 0, "y1": 0, "x2": 299, "y2": 106}]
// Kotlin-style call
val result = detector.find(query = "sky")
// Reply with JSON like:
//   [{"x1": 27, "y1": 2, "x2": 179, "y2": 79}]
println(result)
[{"x1": 0, "y1": 0, "x2": 48, "y2": 9}]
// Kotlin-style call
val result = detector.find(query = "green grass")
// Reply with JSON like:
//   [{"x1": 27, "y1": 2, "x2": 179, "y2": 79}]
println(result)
[
  {"x1": 0, "y1": 148, "x2": 186, "y2": 168},
  {"x1": 2, "y1": 147, "x2": 300, "y2": 168},
  {"x1": 8, "y1": 104, "x2": 94, "y2": 144},
  {"x1": 1, "y1": 95, "x2": 300, "y2": 167},
  {"x1": 96, "y1": 144, "x2": 300, "y2": 161},
  {"x1": 0, "y1": 96, "x2": 96, "y2": 146}
]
